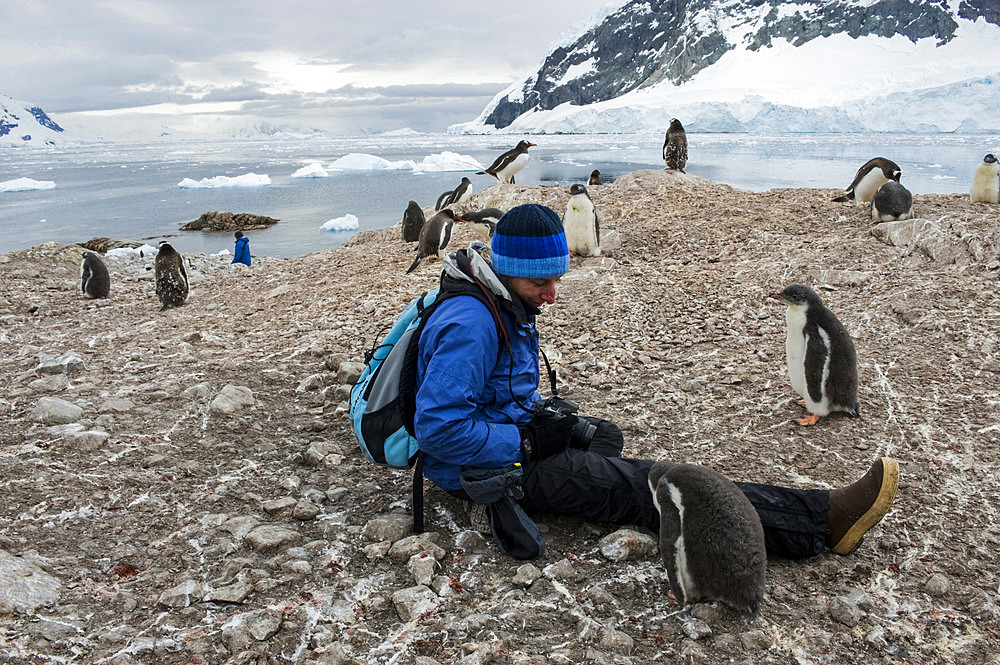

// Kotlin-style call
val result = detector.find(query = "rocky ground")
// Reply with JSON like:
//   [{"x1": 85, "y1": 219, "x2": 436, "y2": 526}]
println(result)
[{"x1": 1, "y1": 170, "x2": 998, "y2": 665}]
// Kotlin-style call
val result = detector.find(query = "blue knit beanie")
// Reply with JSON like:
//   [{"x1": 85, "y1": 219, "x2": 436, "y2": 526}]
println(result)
[{"x1": 491, "y1": 204, "x2": 569, "y2": 278}]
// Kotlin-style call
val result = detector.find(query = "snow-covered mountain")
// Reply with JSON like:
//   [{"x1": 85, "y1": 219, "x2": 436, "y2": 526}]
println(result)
[
  {"x1": 0, "y1": 95, "x2": 66, "y2": 145},
  {"x1": 453, "y1": 0, "x2": 1000, "y2": 134}
]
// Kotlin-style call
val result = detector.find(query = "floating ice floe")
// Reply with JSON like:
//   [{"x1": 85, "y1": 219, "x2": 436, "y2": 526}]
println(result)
[
  {"x1": 1, "y1": 177, "x2": 57, "y2": 192},
  {"x1": 177, "y1": 173, "x2": 271, "y2": 189},
  {"x1": 412, "y1": 151, "x2": 483, "y2": 173},
  {"x1": 320, "y1": 214, "x2": 360, "y2": 232},
  {"x1": 327, "y1": 154, "x2": 417, "y2": 171},
  {"x1": 292, "y1": 162, "x2": 328, "y2": 178}
]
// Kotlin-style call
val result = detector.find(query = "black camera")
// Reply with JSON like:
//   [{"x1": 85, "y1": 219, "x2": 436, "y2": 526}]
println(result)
[{"x1": 534, "y1": 395, "x2": 597, "y2": 449}]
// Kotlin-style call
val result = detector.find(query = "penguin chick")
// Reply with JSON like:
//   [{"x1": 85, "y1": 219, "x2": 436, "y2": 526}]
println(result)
[
  {"x1": 154, "y1": 242, "x2": 189, "y2": 311},
  {"x1": 871, "y1": 180, "x2": 914, "y2": 222},
  {"x1": 769, "y1": 284, "x2": 859, "y2": 426},
  {"x1": 588, "y1": 169, "x2": 601, "y2": 186},
  {"x1": 833, "y1": 157, "x2": 900, "y2": 206},
  {"x1": 478, "y1": 140, "x2": 535, "y2": 184},
  {"x1": 459, "y1": 207, "x2": 502, "y2": 242},
  {"x1": 406, "y1": 209, "x2": 457, "y2": 273},
  {"x1": 81, "y1": 251, "x2": 110, "y2": 299},
  {"x1": 648, "y1": 461, "x2": 766, "y2": 614},
  {"x1": 401, "y1": 200, "x2": 425, "y2": 242},
  {"x1": 970, "y1": 153, "x2": 999, "y2": 204},
  {"x1": 563, "y1": 184, "x2": 600, "y2": 256},
  {"x1": 663, "y1": 119, "x2": 688, "y2": 172}
]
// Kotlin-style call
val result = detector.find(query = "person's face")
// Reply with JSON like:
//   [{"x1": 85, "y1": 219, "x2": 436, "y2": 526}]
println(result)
[{"x1": 505, "y1": 276, "x2": 561, "y2": 307}]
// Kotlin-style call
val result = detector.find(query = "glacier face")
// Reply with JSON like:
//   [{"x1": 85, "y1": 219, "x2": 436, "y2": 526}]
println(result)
[
  {"x1": 1, "y1": 95, "x2": 65, "y2": 146},
  {"x1": 456, "y1": 0, "x2": 1000, "y2": 134}
]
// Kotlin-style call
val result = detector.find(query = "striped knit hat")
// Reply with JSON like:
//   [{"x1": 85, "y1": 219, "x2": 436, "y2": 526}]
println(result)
[{"x1": 491, "y1": 204, "x2": 569, "y2": 279}]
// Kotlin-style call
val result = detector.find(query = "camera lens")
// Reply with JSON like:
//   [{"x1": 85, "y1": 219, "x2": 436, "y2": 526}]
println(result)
[{"x1": 571, "y1": 418, "x2": 597, "y2": 449}]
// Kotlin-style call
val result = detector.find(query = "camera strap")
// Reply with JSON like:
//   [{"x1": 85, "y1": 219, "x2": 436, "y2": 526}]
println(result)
[{"x1": 538, "y1": 346, "x2": 558, "y2": 397}]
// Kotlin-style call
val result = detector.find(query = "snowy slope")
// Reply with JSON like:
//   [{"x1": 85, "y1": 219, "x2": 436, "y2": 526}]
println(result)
[
  {"x1": 0, "y1": 94, "x2": 66, "y2": 145},
  {"x1": 454, "y1": 0, "x2": 1000, "y2": 134}
]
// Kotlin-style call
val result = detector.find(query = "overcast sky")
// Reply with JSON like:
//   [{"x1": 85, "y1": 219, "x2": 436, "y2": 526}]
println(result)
[{"x1": 1, "y1": 0, "x2": 615, "y2": 136}]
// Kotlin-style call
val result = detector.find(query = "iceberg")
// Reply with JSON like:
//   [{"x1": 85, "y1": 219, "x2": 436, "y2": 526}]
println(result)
[
  {"x1": 177, "y1": 173, "x2": 271, "y2": 189},
  {"x1": 320, "y1": 214, "x2": 360, "y2": 232},
  {"x1": 292, "y1": 162, "x2": 328, "y2": 178},
  {"x1": 1, "y1": 177, "x2": 56, "y2": 192},
  {"x1": 327, "y1": 153, "x2": 417, "y2": 171},
  {"x1": 411, "y1": 151, "x2": 484, "y2": 173}
]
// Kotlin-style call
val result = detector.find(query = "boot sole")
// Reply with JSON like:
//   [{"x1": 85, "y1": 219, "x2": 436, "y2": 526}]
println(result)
[{"x1": 831, "y1": 457, "x2": 900, "y2": 555}]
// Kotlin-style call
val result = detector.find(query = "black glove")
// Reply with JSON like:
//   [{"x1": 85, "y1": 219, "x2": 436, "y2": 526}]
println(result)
[{"x1": 519, "y1": 410, "x2": 579, "y2": 461}]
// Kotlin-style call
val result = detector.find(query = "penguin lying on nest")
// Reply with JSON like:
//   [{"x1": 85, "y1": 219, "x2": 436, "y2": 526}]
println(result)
[
  {"x1": 832, "y1": 157, "x2": 900, "y2": 206},
  {"x1": 769, "y1": 284, "x2": 860, "y2": 426},
  {"x1": 871, "y1": 180, "x2": 914, "y2": 222},
  {"x1": 648, "y1": 461, "x2": 766, "y2": 614}
]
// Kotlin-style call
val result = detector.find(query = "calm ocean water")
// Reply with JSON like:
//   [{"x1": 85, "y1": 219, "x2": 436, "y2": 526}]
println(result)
[{"x1": 1, "y1": 133, "x2": 996, "y2": 258}]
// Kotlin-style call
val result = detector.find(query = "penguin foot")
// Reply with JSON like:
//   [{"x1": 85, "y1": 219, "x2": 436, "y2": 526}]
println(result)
[
  {"x1": 796, "y1": 414, "x2": 821, "y2": 426},
  {"x1": 797, "y1": 399, "x2": 807, "y2": 407},
  {"x1": 827, "y1": 457, "x2": 900, "y2": 555}
]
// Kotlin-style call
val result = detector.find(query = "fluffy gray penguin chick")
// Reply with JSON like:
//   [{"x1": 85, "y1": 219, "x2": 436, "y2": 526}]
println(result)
[{"x1": 648, "y1": 461, "x2": 766, "y2": 614}]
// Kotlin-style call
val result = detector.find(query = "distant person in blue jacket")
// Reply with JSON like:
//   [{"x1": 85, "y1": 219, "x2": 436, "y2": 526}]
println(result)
[
  {"x1": 413, "y1": 203, "x2": 898, "y2": 560},
  {"x1": 232, "y1": 231, "x2": 251, "y2": 266}
]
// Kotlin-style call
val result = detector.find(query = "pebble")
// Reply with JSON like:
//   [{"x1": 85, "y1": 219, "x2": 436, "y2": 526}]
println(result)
[
  {"x1": 542, "y1": 558, "x2": 577, "y2": 581},
  {"x1": 209, "y1": 385, "x2": 255, "y2": 414},
  {"x1": 64, "y1": 430, "x2": 109, "y2": 451},
  {"x1": 598, "y1": 528, "x2": 658, "y2": 562},
  {"x1": 389, "y1": 534, "x2": 446, "y2": 561},
  {"x1": 925, "y1": 572, "x2": 950, "y2": 596},
  {"x1": 156, "y1": 580, "x2": 205, "y2": 608},
  {"x1": 35, "y1": 353, "x2": 85, "y2": 376},
  {"x1": 408, "y1": 552, "x2": 437, "y2": 586},
  {"x1": 0, "y1": 549, "x2": 62, "y2": 613},
  {"x1": 392, "y1": 585, "x2": 441, "y2": 622},
  {"x1": 362, "y1": 513, "x2": 412, "y2": 543},
  {"x1": 244, "y1": 525, "x2": 301, "y2": 552},
  {"x1": 512, "y1": 563, "x2": 542, "y2": 587},
  {"x1": 28, "y1": 374, "x2": 69, "y2": 392},
  {"x1": 681, "y1": 617, "x2": 712, "y2": 640},
  {"x1": 292, "y1": 499, "x2": 321, "y2": 520},
  {"x1": 828, "y1": 595, "x2": 863, "y2": 627},
  {"x1": 263, "y1": 497, "x2": 297, "y2": 514}
]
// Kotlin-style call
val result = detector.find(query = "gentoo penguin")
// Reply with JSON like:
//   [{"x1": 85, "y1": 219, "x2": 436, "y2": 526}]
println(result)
[
  {"x1": 406, "y1": 209, "x2": 457, "y2": 273},
  {"x1": 434, "y1": 189, "x2": 453, "y2": 212},
  {"x1": 154, "y1": 242, "x2": 189, "y2": 311},
  {"x1": 80, "y1": 251, "x2": 110, "y2": 299},
  {"x1": 588, "y1": 169, "x2": 601, "y2": 186},
  {"x1": 478, "y1": 140, "x2": 535, "y2": 184},
  {"x1": 832, "y1": 157, "x2": 901, "y2": 205},
  {"x1": 970, "y1": 153, "x2": 999, "y2": 204},
  {"x1": 459, "y1": 207, "x2": 502, "y2": 242},
  {"x1": 563, "y1": 184, "x2": 600, "y2": 256},
  {"x1": 445, "y1": 177, "x2": 474, "y2": 207},
  {"x1": 663, "y1": 118, "x2": 688, "y2": 172},
  {"x1": 871, "y1": 180, "x2": 914, "y2": 222},
  {"x1": 769, "y1": 284, "x2": 859, "y2": 426},
  {"x1": 648, "y1": 461, "x2": 766, "y2": 614},
  {"x1": 401, "y1": 200, "x2": 425, "y2": 242}
]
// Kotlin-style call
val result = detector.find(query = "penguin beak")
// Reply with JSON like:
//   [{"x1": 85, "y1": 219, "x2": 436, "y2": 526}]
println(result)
[{"x1": 767, "y1": 292, "x2": 786, "y2": 303}]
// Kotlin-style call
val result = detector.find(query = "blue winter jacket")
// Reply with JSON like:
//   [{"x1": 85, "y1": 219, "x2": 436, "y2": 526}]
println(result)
[
  {"x1": 415, "y1": 250, "x2": 541, "y2": 490},
  {"x1": 232, "y1": 237, "x2": 251, "y2": 266}
]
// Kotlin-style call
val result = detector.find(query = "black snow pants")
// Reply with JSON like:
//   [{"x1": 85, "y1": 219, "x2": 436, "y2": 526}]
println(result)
[{"x1": 517, "y1": 418, "x2": 829, "y2": 559}]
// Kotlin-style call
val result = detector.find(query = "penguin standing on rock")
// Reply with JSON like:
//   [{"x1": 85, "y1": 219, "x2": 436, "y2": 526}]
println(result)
[
  {"x1": 401, "y1": 200, "x2": 425, "y2": 242},
  {"x1": 588, "y1": 169, "x2": 601, "y2": 186},
  {"x1": 663, "y1": 118, "x2": 687, "y2": 172},
  {"x1": 406, "y1": 209, "x2": 457, "y2": 273},
  {"x1": 871, "y1": 180, "x2": 914, "y2": 222},
  {"x1": 563, "y1": 184, "x2": 600, "y2": 256},
  {"x1": 648, "y1": 461, "x2": 766, "y2": 614},
  {"x1": 833, "y1": 157, "x2": 901, "y2": 206},
  {"x1": 435, "y1": 177, "x2": 474, "y2": 211},
  {"x1": 478, "y1": 140, "x2": 535, "y2": 184},
  {"x1": 459, "y1": 207, "x2": 503, "y2": 242},
  {"x1": 154, "y1": 242, "x2": 189, "y2": 311},
  {"x1": 81, "y1": 251, "x2": 110, "y2": 299},
  {"x1": 970, "y1": 153, "x2": 999, "y2": 204},
  {"x1": 769, "y1": 284, "x2": 859, "y2": 426}
]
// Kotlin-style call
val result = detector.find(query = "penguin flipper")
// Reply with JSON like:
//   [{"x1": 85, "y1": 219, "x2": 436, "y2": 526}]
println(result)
[
  {"x1": 405, "y1": 255, "x2": 422, "y2": 274},
  {"x1": 803, "y1": 325, "x2": 828, "y2": 406},
  {"x1": 439, "y1": 223, "x2": 453, "y2": 250},
  {"x1": 595, "y1": 213, "x2": 600, "y2": 245},
  {"x1": 832, "y1": 192, "x2": 853, "y2": 203},
  {"x1": 435, "y1": 190, "x2": 452, "y2": 211}
]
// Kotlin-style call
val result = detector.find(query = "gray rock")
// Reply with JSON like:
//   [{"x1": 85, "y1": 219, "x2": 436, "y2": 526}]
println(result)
[
  {"x1": 828, "y1": 595, "x2": 863, "y2": 627},
  {"x1": 324, "y1": 353, "x2": 348, "y2": 371},
  {"x1": 99, "y1": 397, "x2": 135, "y2": 413},
  {"x1": 210, "y1": 384, "x2": 255, "y2": 414},
  {"x1": 31, "y1": 396, "x2": 83, "y2": 424},
  {"x1": 598, "y1": 528, "x2": 659, "y2": 561},
  {"x1": 512, "y1": 563, "x2": 542, "y2": 587},
  {"x1": 362, "y1": 513, "x2": 412, "y2": 543},
  {"x1": 292, "y1": 499, "x2": 321, "y2": 520},
  {"x1": 0, "y1": 548, "x2": 61, "y2": 613},
  {"x1": 363, "y1": 541, "x2": 393, "y2": 559},
  {"x1": 222, "y1": 609, "x2": 281, "y2": 648},
  {"x1": 204, "y1": 582, "x2": 253, "y2": 604},
  {"x1": 28, "y1": 374, "x2": 69, "y2": 392},
  {"x1": 598, "y1": 626, "x2": 634, "y2": 653},
  {"x1": 681, "y1": 617, "x2": 712, "y2": 640},
  {"x1": 389, "y1": 534, "x2": 446, "y2": 561},
  {"x1": 392, "y1": 585, "x2": 441, "y2": 622},
  {"x1": 263, "y1": 497, "x2": 297, "y2": 514},
  {"x1": 542, "y1": 558, "x2": 577, "y2": 581},
  {"x1": 182, "y1": 382, "x2": 212, "y2": 400},
  {"x1": 220, "y1": 516, "x2": 260, "y2": 540},
  {"x1": 739, "y1": 629, "x2": 773, "y2": 650},
  {"x1": 35, "y1": 353, "x2": 85, "y2": 376},
  {"x1": 64, "y1": 430, "x2": 109, "y2": 451},
  {"x1": 408, "y1": 552, "x2": 438, "y2": 586},
  {"x1": 296, "y1": 373, "x2": 326, "y2": 392},
  {"x1": 925, "y1": 572, "x2": 950, "y2": 596},
  {"x1": 245, "y1": 525, "x2": 300, "y2": 552},
  {"x1": 156, "y1": 579, "x2": 206, "y2": 608},
  {"x1": 336, "y1": 361, "x2": 366, "y2": 385}
]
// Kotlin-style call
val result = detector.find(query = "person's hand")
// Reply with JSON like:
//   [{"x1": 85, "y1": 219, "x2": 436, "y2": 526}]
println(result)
[{"x1": 519, "y1": 410, "x2": 578, "y2": 461}]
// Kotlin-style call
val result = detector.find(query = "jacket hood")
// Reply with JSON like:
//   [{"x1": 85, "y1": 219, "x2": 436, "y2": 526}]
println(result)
[{"x1": 441, "y1": 243, "x2": 537, "y2": 325}]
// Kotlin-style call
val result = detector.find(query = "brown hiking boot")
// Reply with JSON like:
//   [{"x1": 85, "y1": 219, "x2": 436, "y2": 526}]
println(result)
[{"x1": 827, "y1": 457, "x2": 899, "y2": 555}]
